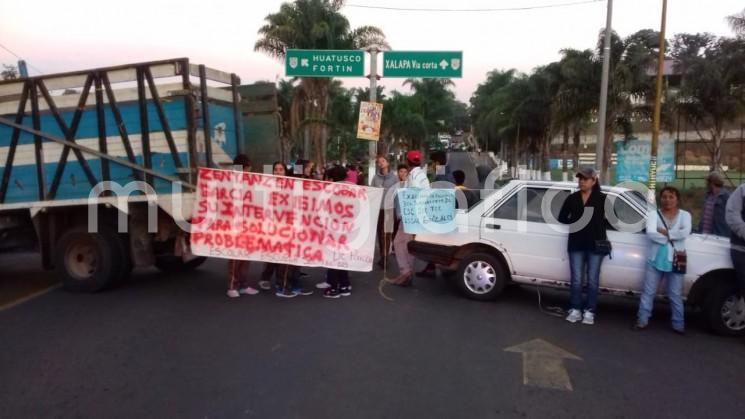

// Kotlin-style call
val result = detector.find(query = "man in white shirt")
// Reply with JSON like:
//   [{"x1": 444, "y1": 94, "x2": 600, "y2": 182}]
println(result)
[{"x1": 391, "y1": 150, "x2": 430, "y2": 286}]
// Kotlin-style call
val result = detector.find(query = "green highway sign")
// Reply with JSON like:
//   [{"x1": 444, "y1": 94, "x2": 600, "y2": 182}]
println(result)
[
  {"x1": 285, "y1": 49, "x2": 365, "y2": 77},
  {"x1": 383, "y1": 51, "x2": 463, "y2": 78}
]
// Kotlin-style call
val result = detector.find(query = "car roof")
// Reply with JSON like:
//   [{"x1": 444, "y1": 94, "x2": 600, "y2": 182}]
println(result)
[{"x1": 506, "y1": 179, "x2": 634, "y2": 195}]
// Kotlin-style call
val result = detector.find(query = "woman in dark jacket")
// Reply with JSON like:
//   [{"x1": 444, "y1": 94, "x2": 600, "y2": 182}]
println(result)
[{"x1": 558, "y1": 167, "x2": 609, "y2": 325}]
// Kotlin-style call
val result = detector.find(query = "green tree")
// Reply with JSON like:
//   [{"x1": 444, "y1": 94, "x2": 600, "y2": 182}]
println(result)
[
  {"x1": 254, "y1": 0, "x2": 387, "y2": 167},
  {"x1": 552, "y1": 49, "x2": 599, "y2": 177},
  {"x1": 1, "y1": 64, "x2": 18, "y2": 80},
  {"x1": 728, "y1": 8, "x2": 745, "y2": 37},
  {"x1": 595, "y1": 29, "x2": 660, "y2": 180},
  {"x1": 403, "y1": 78, "x2": 456, "y2": 144},
  {"x1": 382, "y1": 91, "x2": 427, "y2": 152},
  {"x1": 672, "y1": 35, "x2": 745, "y2": 170}
]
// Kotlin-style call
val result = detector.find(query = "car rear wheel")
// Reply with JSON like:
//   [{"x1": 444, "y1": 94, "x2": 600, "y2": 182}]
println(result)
[
  {"x1": 704, "y1": 281, "x2": 745, "y2": 337},
  {"x1": 455, "y1": 252, "x2": 506, "y2": 301}
]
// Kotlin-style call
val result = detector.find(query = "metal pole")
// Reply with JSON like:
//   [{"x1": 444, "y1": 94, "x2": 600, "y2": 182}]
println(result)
[
  {"x1": 596, "y1": 0, "x2": 613, "y2": 180},
  {"x1": 648, "y1": 0, "x2": 668, "y2": 200},
  {"x1": 367, "y1": 46, "x2": 379, "y2": 186}
]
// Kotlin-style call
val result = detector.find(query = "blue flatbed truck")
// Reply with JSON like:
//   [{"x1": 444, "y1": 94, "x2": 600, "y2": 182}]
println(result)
[{"x1": 0, "y1": 58, "x2": 271, "y2": 291}]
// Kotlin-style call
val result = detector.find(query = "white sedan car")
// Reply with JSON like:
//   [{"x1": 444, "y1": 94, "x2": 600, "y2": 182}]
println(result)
[{"x1": 409, "y1": 180, "x2": 744, "y2": 336}]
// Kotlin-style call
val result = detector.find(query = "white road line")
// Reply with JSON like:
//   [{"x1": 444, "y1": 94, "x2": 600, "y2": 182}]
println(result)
[{"x1": 0, "y1": 283, "x2": 61, "y2": 312}]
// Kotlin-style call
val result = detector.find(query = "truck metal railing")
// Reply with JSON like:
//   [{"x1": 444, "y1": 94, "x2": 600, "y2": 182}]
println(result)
[{"x1": 0, "y1": 58, "x2": 241, "y2": 204}]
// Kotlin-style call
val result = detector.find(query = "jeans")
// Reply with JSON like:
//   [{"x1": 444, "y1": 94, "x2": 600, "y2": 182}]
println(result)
[
  {"x1": 731, "y1": 249, "x2": 745, "y2": 296},
  {"x1": 636, "y1": 264, "x2": 685, "y2": 331},
  {"x1": 327, "y1": 269, "x2": 350, "y2": 289},
  {"x1": 568, "y1": 250, "x2": 604, "y2": 312}
]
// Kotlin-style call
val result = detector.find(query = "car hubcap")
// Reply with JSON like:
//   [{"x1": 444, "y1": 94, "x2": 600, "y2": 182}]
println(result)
[
  {"x1": 65, "y1": 242, "x2": 97, "y2": 280},
  {"x1": 463, "y1": 261, "x2": 497, "y2": 295},
  {"x1": 720, "y1": 295, "x2": 745, "y2": 331}
]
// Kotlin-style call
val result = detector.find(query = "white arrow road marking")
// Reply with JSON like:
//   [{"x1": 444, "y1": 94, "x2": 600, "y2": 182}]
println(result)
[{"x1": 504, "y1": 338, "x2": 582, "y2": 391}]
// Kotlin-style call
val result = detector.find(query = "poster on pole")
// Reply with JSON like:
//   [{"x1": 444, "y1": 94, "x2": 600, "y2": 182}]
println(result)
[
  {"x1": 190, "y1": 168, "x2": 383, "y2": 272},
  {"x1": 397, "y1": 188, "x2": 457, "y2": 234},
  {"x1": 615, "y1": 137, "x2": 676, "y2": 183},
  {"x1": 356, "y1": 101, "x2": 383, "y2": 141}
]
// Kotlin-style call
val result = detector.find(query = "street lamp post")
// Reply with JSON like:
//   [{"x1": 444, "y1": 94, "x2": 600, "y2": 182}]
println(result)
[
  {"x1": 648, "y1": 0, "x2": 668, "y2": 201},
  {"x1": 596, "y1": 0, "x2": 613, "y2": 182}
]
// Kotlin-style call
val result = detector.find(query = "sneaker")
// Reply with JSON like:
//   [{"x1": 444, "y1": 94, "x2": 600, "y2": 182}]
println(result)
[
  {"x1": 565, "y1": 309, "x2": 582, "y2": 323},
  {"x1": 316, "y1": 281, "x2": 331, "y2": 289},
  {"x1": 339, "y1": 286, "x2": 351, "y2": 297},
  {"x1": 293, "y1": 287, "x2": 314, "y2": 296},
  {"x1": 323, "y1": 288, "x2": 341, "y2": 299},
  {"x1": 226, "y1": 289, "x2": 240, "y2": 298},
  {"x1": 275, "y1": 288, "x2": 297, "y2": 298},
  {"x1": 258, "y1": 281, "x2": 272, "y2": 291},
  {"x1": 239, "y1": 287, "x2": 259, "y2": 296},
  {"x1": 582, "y1": 310, "x2": 595, "y2": 325}
]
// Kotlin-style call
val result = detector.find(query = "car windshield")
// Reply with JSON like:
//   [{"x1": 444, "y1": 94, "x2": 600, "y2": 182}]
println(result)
[{"x1": 622, "y1": 190, "x2": 648, "y2": 211}]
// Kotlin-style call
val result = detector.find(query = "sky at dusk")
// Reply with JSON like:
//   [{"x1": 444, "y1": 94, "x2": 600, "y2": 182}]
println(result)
[{"x1": 1, "y1": 0, "x2": 742, "y2": 103}]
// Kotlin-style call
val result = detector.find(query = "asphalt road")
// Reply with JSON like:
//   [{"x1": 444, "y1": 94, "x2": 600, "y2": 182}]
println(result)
[
  {"x1": 446, "y1": 151, "x2": 481, "y2": 189},
  {"x1": 2, "y1": 254, "x2": 744, "y2": 418}
]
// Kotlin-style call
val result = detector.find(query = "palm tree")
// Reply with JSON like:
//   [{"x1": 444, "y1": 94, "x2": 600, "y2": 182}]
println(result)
[
  {"x1": 277, "y1": 79, "x2": 301, "y2": 162},
  {"x1": 403, "y1": 78, "x2": 456, "y2": 146},
  {"x1": 254, "y1": 0, "x2": 387, "y2": 167},
  {"x1": 596, "y1": 29, "x2": 660, "y2": 180},
  {"x1": 552, "y1": 49, "x2": 599, "y2": 179},
  {"x1": 382, "y1": 91, "x2": 427, "y2": 152},
  {"x1": 728, "y1": 8, "x2": 745, "y2": 36},
  {"x1": 672, "y1": 35, "x2": 745, "y2": 171}
]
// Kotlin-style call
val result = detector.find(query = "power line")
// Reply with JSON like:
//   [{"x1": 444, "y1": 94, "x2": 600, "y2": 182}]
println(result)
[
  {"x1": 0, "y1": 42, "x2": 44, "y2": 75},
  {"x1": 345, "y1": 0, "x2": 602, "y2": 12}
]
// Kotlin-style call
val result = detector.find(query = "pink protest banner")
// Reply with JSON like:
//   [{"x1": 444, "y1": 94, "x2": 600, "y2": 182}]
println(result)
[{"x1": 190, "y1": 167, "x2": 382, "y2": 271}]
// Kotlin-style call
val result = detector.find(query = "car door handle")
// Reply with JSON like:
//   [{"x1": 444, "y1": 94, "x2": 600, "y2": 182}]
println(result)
[{"x1": 486, "y1": 223, "x2": 501, "y2": 230}]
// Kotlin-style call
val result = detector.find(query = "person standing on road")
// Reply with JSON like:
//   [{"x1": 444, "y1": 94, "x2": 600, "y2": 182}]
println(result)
[
  {"x1": 698, "y1": 172, "x2": 731, "y2": 237},
  {"x1": 453, "y1": 169, "x2": 478, "y2": 209},
  {"x1": 391, "y1": 151, "x2": 430, "y2": 286},
  {"x1": 726, "y1": 182, "x2": 745, "y2": 299},
  {"x1": 323, "y1": 165, "x2": 353, "y2": 298},
  {"x1": 634, "y1": 186, "x2": 691, "y2": 334},
  {"x1": 257, "y1": 161, "x2": 313, "y2": 298},
  {"x1": 418, "y1": 150, "x2": 455, "y2": 277},
  {"x1": 558, "y1": 167, "x2": 609, "y2": 325},
  {"x1": 372, "y1": 155, "x2": 399, "y2": 268},
  {"x1": 226, "y1": 154, "x2": 260, "y2": 298}
]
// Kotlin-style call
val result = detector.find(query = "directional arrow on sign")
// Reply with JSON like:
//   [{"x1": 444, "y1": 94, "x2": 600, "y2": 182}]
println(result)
[
  {"x1": 439, "y1": 59, "x2": 449, "y2": 69},
  {"x1": 504, "y1": 339, "x2": 582, "y2": 391}
]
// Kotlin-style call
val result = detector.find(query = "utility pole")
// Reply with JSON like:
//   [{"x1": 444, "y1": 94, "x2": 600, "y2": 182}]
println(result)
[
  {"x1": 648, "y1": 0, "x2": 668, "y2": 201},
  {"x1": 367, "y1": 46, "x2": 380, "y2": 185},
  {"x1": 596, "y1": 0, "x2": 613, "y2": 181}
]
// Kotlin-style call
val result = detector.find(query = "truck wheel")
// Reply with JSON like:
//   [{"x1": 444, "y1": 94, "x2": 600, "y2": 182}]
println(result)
[
  {"x1": 55, "y1": 228, "x2": 122, "y2": 293},
  {"x1": 455, "y1": 252, "x2": 507, "y2": 301},
  {"x1": 154, "y1": 256, "x2": 207, "y2": 273},
  {"x1": 704, "y1": 281, "x2": 745, "y2": 337}
]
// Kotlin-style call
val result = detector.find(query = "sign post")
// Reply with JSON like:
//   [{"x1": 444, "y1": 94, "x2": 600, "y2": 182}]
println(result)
[
  {"x1": 285, "y1": 49, "x2": 365, "y2": 77},
  {"x1": 382, "y1": 51, "x2": 463, "y2": 78}
]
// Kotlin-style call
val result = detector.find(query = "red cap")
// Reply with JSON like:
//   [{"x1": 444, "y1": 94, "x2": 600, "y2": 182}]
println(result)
[{"x1": 406, "y1": 150, "x2": 422, "y2": 164}]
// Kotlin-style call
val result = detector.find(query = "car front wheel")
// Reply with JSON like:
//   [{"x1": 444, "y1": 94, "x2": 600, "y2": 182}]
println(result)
[{"x1": 455, "y1": 252, "x2": 507, "y2": 301}]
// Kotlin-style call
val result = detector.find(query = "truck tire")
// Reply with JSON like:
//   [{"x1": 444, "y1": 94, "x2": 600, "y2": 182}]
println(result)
[
  {"x1": 154, "y1": 256, "x2": 207, "y2": 273},
  {"x1": 55, "y1": 228, "x2": 123, "y2": 293},
  {"x1": 455, "y1": 252, "x2": 507, "y2": 301},
  {"x1": 704, "y1": 281, "x2": 745, "y2": 337}
]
